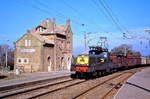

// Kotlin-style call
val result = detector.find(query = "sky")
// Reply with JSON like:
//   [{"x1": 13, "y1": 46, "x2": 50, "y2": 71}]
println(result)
[{"x1": 0, "y1": 0, "x2": 150, "y2": 56}]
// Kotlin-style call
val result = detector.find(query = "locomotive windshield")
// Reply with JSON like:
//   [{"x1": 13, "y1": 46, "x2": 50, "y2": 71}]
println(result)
[{"x1": 99, "y1": 52, "x2": 108, "y2": 58}]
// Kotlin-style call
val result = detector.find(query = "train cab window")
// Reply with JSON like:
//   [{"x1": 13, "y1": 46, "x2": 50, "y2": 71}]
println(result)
[
  {"x1": 99, "y1": 52, "x2": 108, "y2": 58},
  {"x1": 91, "y1": 51, "x2": 95, "y2": 54}
]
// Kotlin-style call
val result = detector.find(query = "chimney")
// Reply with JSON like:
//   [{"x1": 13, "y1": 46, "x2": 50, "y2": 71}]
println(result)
[
  {"x1": 26, "y1": 30, "x2": 30, "y2": 34},
  {"x1": 52, "y1": 18, "x2": 56, "y2": 32},
  {"x1": 45, "y1": 18, "x2": 51, "y2": 27},
  {"x1": 66, "y1": 19, "x2": 70, "y2": 25},
  {"x1": 52, "y1": 18, "x2": 56, "y2": 25}
]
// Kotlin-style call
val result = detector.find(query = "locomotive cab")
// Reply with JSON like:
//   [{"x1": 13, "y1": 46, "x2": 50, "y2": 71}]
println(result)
[
  {"x1": 75, "y1": 55, "x2": 89, "y2": 72},
  {"x1": 89, "y1": 46, "x2": 109, "y2": 63},
  {"x1": 74, "y1": 46, "x2": 111, "y2": 78}
]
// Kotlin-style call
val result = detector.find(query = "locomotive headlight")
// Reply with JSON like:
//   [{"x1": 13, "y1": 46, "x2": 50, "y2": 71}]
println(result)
[{"x1": 100, "y1": 58, "x2": 105, "y2": 62}]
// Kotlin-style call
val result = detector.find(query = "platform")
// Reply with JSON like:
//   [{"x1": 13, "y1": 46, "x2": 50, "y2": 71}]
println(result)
[
  {"x1": 113, "y1": 67, "x2": 150, "y2": 99},
  {"x1": 0, "y1": 71, "x2": 71, "y2": 91}
]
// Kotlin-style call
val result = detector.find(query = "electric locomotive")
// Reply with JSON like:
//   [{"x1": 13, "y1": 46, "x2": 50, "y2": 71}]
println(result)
[{"x1": 72, "y1": 46, "x2": 117, "y2": 78}]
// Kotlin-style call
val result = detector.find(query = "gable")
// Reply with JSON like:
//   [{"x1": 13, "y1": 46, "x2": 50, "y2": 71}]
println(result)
[
  {"x1": 15, "y1": 33, "x2": 42, "y2": 47},
  {"x1": 65, "y1": 25, "x2": 72, "y2": 34}
]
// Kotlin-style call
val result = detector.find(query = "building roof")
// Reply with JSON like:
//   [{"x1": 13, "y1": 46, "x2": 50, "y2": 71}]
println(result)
[
  {"x1": 32, "y1": 18, "x2": 69, "y2": 35},
  {"x1": 27, "y1": 18, "x2": 70, "y2": 45},
  {"x1": 29, "y1": 32, "x2": 54, "y2": 45}
]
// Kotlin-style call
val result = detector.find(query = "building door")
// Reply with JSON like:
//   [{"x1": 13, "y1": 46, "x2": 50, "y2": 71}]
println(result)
[
  {"x1": 67, "y1": 57, "x2": 71, "y2": 70},
  {"x1": 48, "y1": 57, "x2": 52, "y2": 72},
  {"x1": 61, "y1": 57, "x2": 64, "y2": 70}
]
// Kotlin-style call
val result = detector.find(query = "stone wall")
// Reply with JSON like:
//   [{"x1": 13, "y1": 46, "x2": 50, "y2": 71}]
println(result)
[{"x1": 14, "y1": 33, "x2": 42, "y2": 72}]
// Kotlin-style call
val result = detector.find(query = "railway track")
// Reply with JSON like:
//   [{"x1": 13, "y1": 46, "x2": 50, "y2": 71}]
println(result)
[
  {"x1": 0, "y1": 75, "x2": 70, "y2": 93},
  {"x1": 72, "y1": 72, "x2": 130, "y2": 98},
  {"x1": 0, "y1": 75, "x2": 73, "y2": 98},
  {"x1": 72, "y1": 68, "x2": 143, "y2": 99},
  {"x1": 37, "y1": 67, "x2": 143, "y2": 99},
  {"x1": 0, "y1": 67, "x2": 145, "y2": 99},
  {"x1": 0, "y1": 77, "x2": 87, "y2": 99},
  {"x1": 100, "y1": 76, "x2": 129, "y2": 99}
]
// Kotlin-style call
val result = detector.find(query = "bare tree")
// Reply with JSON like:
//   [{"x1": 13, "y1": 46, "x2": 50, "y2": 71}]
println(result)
[
  {"x1": 110, "y1": 44, "x2": 133, "y2": 55},
  {"x1": 0, "y1": 44, "x2": 14, "y2": 70}
]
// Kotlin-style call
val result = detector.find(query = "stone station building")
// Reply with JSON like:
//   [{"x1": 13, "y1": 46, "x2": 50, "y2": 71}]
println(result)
[{"x1": 14, "y1": 18, "x2": 73, "y2": 72}]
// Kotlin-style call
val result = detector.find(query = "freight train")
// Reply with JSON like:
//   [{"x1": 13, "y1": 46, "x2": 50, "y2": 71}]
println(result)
[{"x1": 71, "y1": 46, "x2": 150, "y2": 78}]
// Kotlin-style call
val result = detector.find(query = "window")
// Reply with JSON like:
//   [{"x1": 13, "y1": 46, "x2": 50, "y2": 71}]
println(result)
[
  {"x1": 28, "y1": 40, "x2": 31, "y2": 46},
  {"x1": 24, "y1": 59, "x2": 27, "y2": 63},
  {"x1": 37, "y1": 26, "x2": 46, "y2": 32},
  {"x1": 17, "y1": 58, "x2": 29, "y2": 64},
  {"x1": 38, "y1": 27, "x2": 42, "y2": 32},
  {"x1": 25, "y1": 40, "x2": 28, "y2": 46},
  {"x1": 25, "y1": 39, "x2": 31, "y2": 46},
  {"x1": 24, "y1": 58, "x2": 29, "y2": 64},
  {"x1": 99, "y1": 52, "x2": 108, "y2": 58},
  {"x1": 18, "y1": 59, "x2": 21, "y2": 63},
  {"x1": 17, "y1": 58, "x2": 22, "y2": 64}
]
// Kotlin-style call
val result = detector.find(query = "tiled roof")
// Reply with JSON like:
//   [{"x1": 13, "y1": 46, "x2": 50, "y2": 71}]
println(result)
[
  {"x1": 28, "y1": 18, "x2": 70, "y2": 45},
  {"x1": 30, "y1": 32, "x2": 54, "y2": 45},
  {"x1": 37, "y1": 18, "x2": 68, "y2": 35}
]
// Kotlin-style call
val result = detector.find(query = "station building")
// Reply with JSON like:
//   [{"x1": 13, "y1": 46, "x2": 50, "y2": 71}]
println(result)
[{"x1": 14, "y1": 18, "x2": 73, "y2": 72}]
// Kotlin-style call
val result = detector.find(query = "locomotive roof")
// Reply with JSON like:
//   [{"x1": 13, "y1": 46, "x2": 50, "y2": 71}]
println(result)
[{"x1": 89, "y1": 46, "x2": 108, "y2": 52}]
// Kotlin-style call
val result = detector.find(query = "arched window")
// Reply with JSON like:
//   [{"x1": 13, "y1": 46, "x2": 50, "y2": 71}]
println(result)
[
  {"x1": 24, "y1": 59, "x2": 27, "y2": 63},
  {"x1": 47, "y1": 56, "x2": 52, "y2": 71},
  {"x1": 48, "y1": 57, "x2": 51, "y2": 66},
  {"x1": 18, "y1": 59, "x2": 21, "y2": 63},
  {"x1": 61, "y1": 57, "x2": 64, "y2": 66},
  {"x1": 36, "y1": 26, "x2": 46, "y2": 32}
]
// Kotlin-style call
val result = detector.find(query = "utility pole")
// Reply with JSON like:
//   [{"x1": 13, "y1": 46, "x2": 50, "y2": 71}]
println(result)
[
  {"x1": 82, "y1": 24, "x2": 92, "y2": 52},
  {"x1": 84, "y1": 31, "x2": 87, "y2": 51},
  {"x1": 82, "y1": 24, "x2": 87, "y2": 52},
  {"x1": 124, "y1": 46, "x2": 127, "y2": 56},
  {"x1": 145, "y1": 28, "x2": 150, "y2": 56},
  {"x1": 123, "y1": 33, "x2": 127, "y2": 56},
  {"x1": 5, "y1": 48, "x2": 7, "y2": 71},
  {"x1": 5, "y1": 40, "x2": 9, "y2": 71},
  {"x1": 84, "y1": 32, "x2": 92, "y2": 51}
]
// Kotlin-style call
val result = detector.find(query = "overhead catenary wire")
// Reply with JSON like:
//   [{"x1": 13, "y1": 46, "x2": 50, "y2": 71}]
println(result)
[
  {"x1": 13, "y1": 0, "x2": 150, "y2": 44},
  {"x1": 101, "y1": 0, "x2": 128, "y2": 32},
  {"x1": 61, "y1": 0, "x2": 109, "y2": 33},
  {"x1": 101, "y1": 0, "x2": 150, "y2": 41},
  {"x1": 15, "y1": 0, "x2": 121, "y2": 38},
  {"x1": 35, "y1": 0, "x2": 83, "y2": 26},
  {"x1": 88, "y1": 0, "x2": 123, "y2": 41},
  {"x1": 101, "y1": 0, "x2": 135, "y2": 39},
  {"x1": 14, "y1": 0, "x2": 83, "y2": 26},
  {"x1": 92, "y1": 0, "x2": 125, "y2": 34},
  {"x1": 60, "y1": 0, "x2": 116, "y2": 47},
  {"x1": 91, "y1": 0, "x2": 115, "y2": 27},
  {"x1": 93, "y1": 0, "x2": 131, "y2": 39},
  {"x1": 91, "y1": 0, "x2": 125, "y2": 38},
  {"x1": 98, "y1": 0, "x2": 124, "y2": 32},
  {"x1": 96, "y1": 0, "x2": 150, "y2": 41}
]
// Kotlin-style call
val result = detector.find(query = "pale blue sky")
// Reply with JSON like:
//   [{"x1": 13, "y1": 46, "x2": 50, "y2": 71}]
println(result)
[{"x1": 0, "y1": 0, "x2": 150, "y2": 56}]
